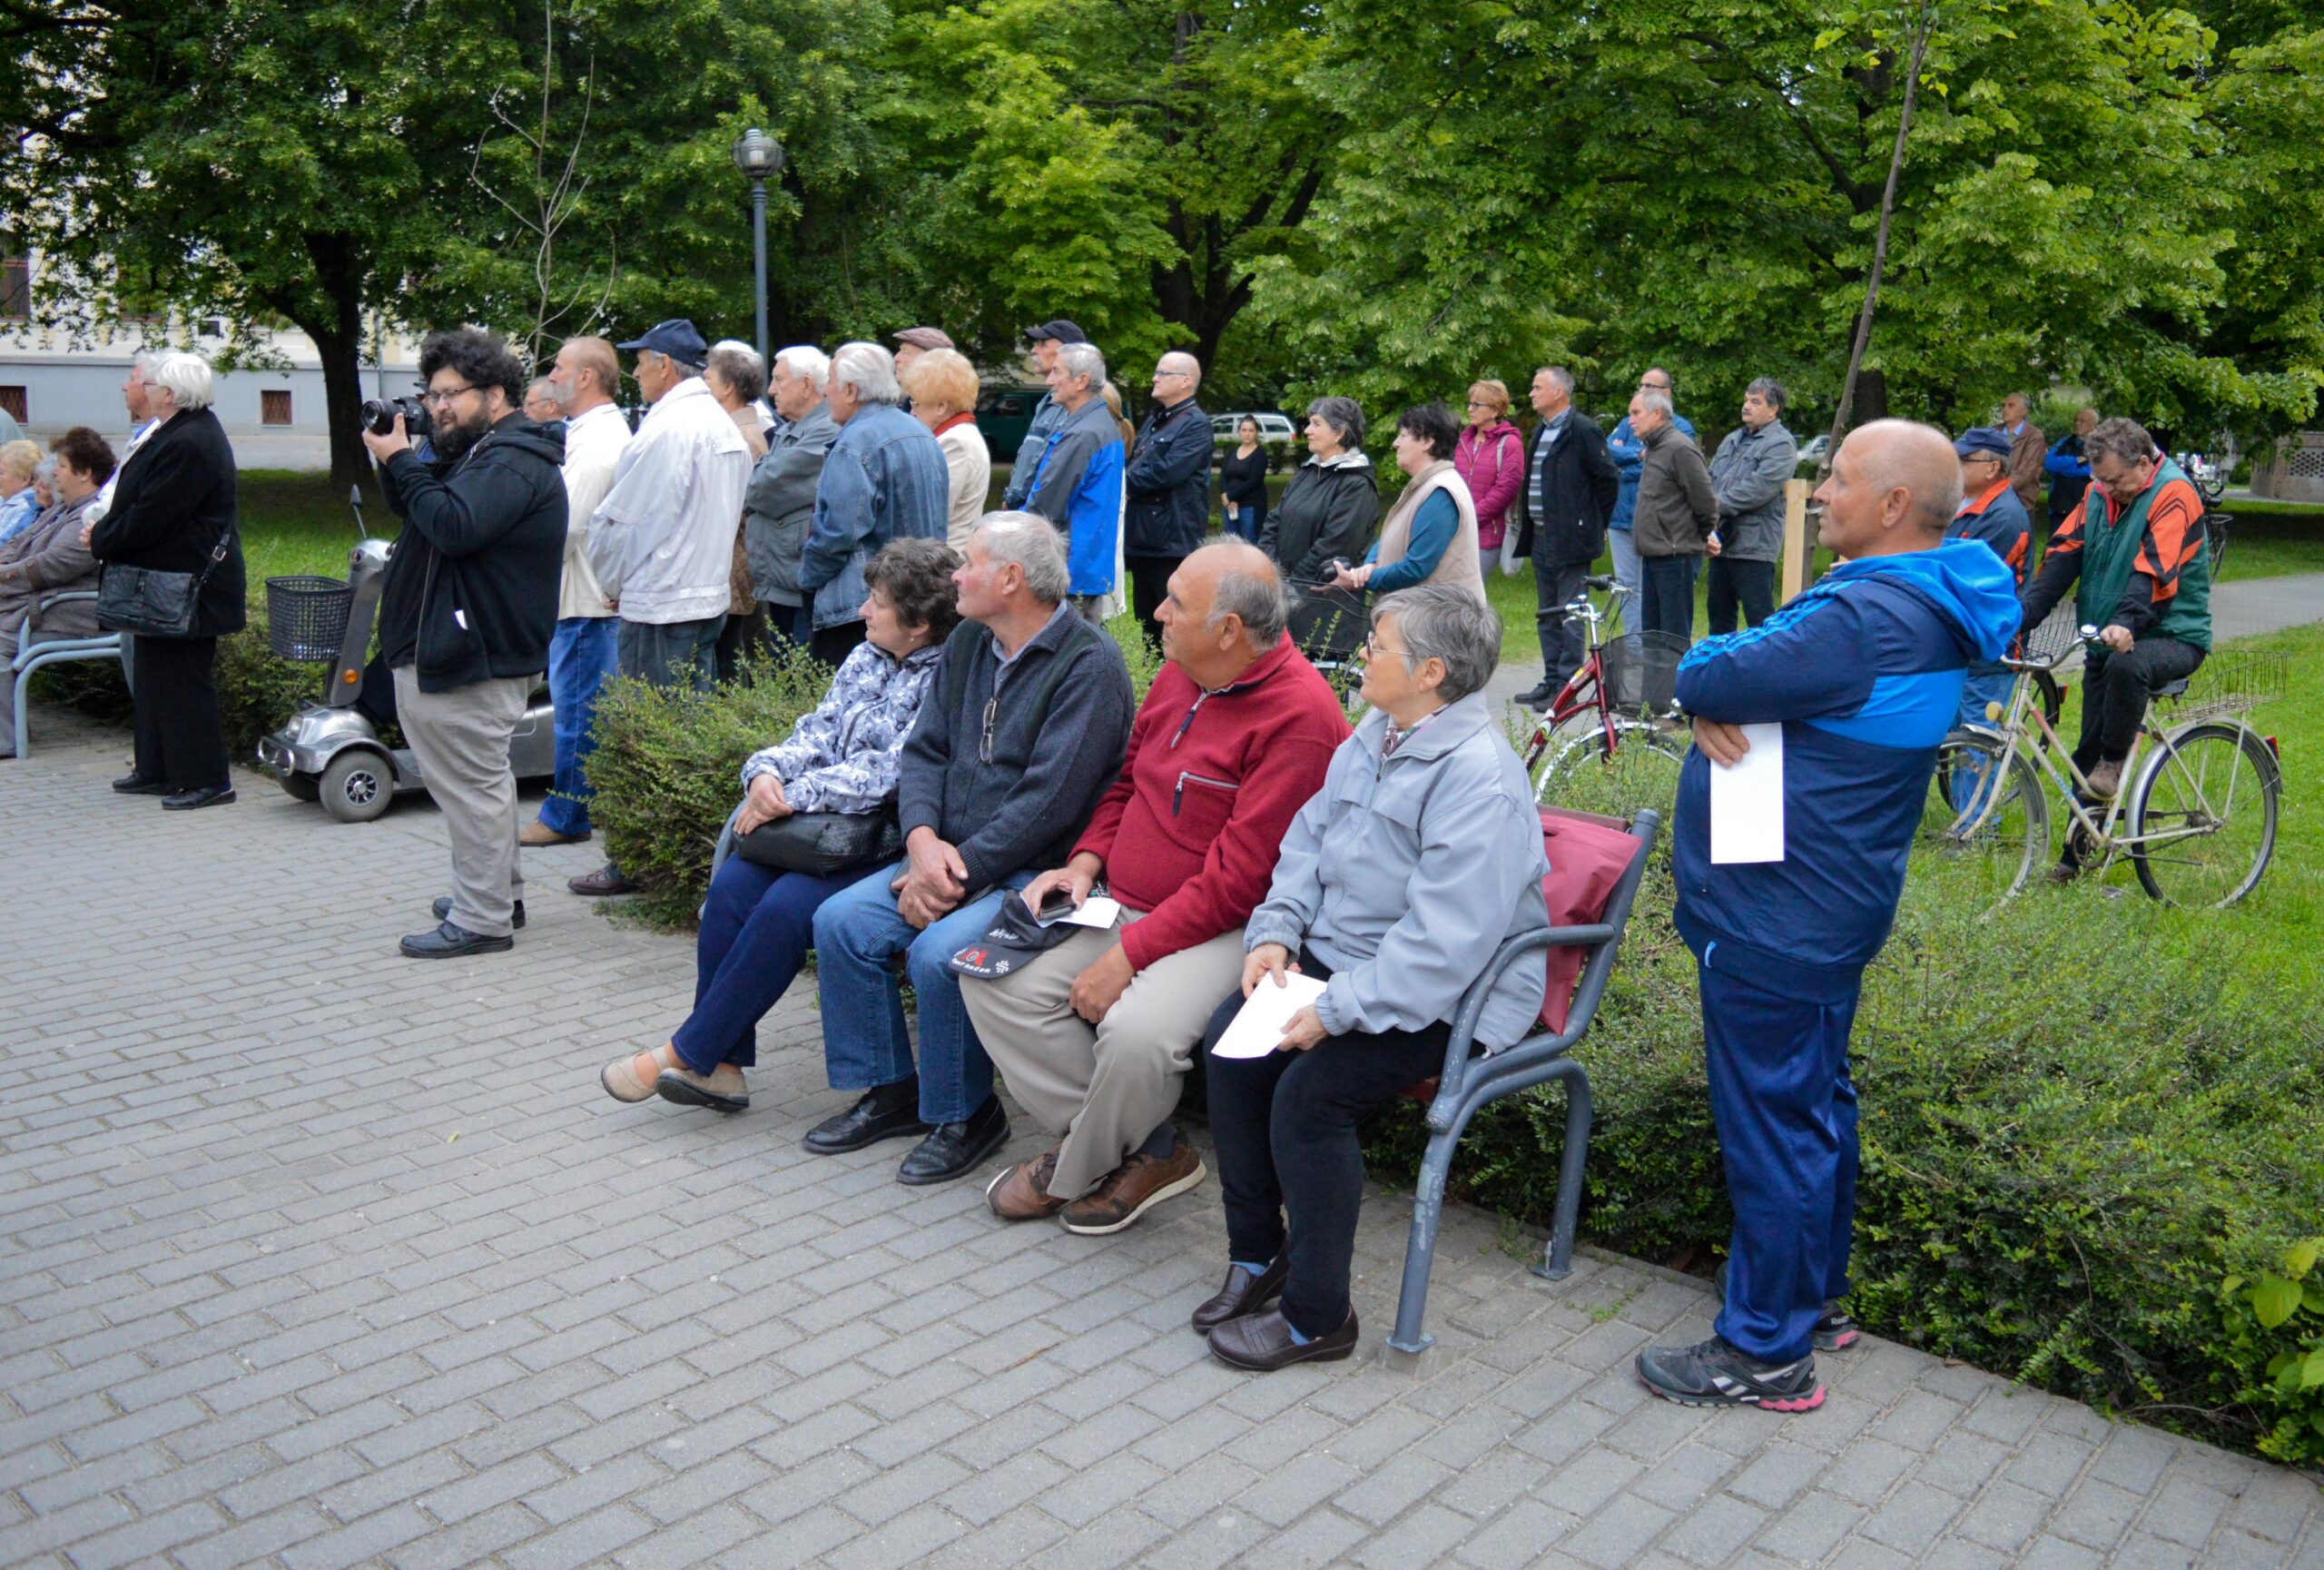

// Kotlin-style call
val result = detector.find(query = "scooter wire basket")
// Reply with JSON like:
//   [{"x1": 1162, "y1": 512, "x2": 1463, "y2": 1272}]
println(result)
[{"x1": 264, "y1": 576, "x2": 355, "y2": 663}]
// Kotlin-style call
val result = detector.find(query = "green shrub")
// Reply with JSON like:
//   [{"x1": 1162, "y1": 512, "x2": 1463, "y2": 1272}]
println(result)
[
  {"x1": 31, "y1": 603, "x2": 320, "y2": 765},
  {"x1": 583, "y1": 647, "x2": 834, "y2": 925},
  {"x1": 1366, "y1": 866, "x2": 2324, "y2": 1464}
]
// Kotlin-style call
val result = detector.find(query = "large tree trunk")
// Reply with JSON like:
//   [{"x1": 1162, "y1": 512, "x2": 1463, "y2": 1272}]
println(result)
[{"x1": 293, "y1": 232, "x2": 379, "y2": 494}]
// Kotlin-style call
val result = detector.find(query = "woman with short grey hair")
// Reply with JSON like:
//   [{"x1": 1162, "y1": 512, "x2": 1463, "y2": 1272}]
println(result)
[
  {"x1": 1191, "y1": 581, "x2": 1551, "y2": 1370},
  {"x1": 1263, "y1": 396, "x2": 1380, "y2": 655}
]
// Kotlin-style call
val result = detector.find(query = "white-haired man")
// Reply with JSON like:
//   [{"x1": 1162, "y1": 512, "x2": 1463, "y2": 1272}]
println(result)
[
  {"x1": 84, "y1": 352, "x2": 165, "y2": 528},
  {"x1": 571, "y1": 319, "x2": 749, "y2": 897},
  {"x1": 797, "y1": 342, "x2": 950, "y2": 666},
  {"x1": 1020, "y1": 341, "x2": 1125, "y2": 623},
  {"x1": 743, "y1": 346, "x2": 840, "y2": 649}
]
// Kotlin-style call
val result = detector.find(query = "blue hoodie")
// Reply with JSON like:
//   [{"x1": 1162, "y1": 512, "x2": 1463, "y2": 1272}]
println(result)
[{"x1": 1670, "y1": 539, "x2": 2020, "y2": 999}]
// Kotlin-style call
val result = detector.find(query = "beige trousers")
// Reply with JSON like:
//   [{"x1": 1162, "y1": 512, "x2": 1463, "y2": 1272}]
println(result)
[
  {"x1": 393, "y1": 667, "x2": 532, "y2": 938},
  {"x1": 964, "y1": 912, "x2": 1246, "y2": 1200}
]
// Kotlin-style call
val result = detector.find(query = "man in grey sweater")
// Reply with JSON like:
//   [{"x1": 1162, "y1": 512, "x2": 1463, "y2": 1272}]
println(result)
[{"x1": 809, "y1": 512, "x2": 1135, "y2": 1187}]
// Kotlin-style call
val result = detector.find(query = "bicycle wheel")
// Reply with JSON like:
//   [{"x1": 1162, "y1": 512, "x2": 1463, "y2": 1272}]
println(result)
[
  {"x1": 2128, "y1": 721, "x2": 2280, "y2": 906},
  {"x1": 1914, "y1": 729, "x2": 2048, "y2": 907},
  {"x1": 1534, "y1": 719, "x2": 1687, "y2": 821}
]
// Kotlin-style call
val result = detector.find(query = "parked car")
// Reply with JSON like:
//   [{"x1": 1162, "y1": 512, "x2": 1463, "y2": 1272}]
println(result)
[
  {"x1": 1796, "y1": 433, "x2": 1830, "y2": 474},
  {"x1": 1210, "y1": 410, "x2": 1299, "y2": 450},
  {"x1": 976, "y1": 382, "x2": 1044, "y2": 460}
]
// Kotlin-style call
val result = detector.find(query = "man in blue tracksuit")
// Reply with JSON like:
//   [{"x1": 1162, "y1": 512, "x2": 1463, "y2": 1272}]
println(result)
[{"x1": 1634, "y1": 420, "x2": 2018, "y2": 1412}]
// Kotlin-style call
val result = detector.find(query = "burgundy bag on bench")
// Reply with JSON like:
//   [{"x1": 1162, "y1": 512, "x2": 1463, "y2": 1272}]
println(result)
[{"x1": 1535, "y1": 806, "x2": 1644, "y2": 1034}]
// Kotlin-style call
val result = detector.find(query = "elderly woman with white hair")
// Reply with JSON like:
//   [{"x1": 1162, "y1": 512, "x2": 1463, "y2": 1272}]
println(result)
[
  {"x1": 796, "y1": 341, "x2": 950, "y2": 667},
  {"x1": 86, "y1": 351, "x2": 247, "y2": 809}
]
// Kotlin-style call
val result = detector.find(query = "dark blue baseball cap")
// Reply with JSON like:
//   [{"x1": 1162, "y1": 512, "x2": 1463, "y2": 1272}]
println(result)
[
  {"x1": 1021, "y1": 319, "x2": 1087, "y2": 345},
  {"x1": 615, "y1": 320, "x2": 708, "y2": 364},
  {"x1": 1955, "y1": 426, "x2": 2013, "y2": 460}
]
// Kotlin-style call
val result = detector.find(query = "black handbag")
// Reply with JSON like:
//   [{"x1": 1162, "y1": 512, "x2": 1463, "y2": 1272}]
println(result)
[
  {"x1": 734, "y1": 809, "x2": 903, "y2": 877},
  {"x1": 96, "y1": 528, "x2": 235, "y2": 638}
]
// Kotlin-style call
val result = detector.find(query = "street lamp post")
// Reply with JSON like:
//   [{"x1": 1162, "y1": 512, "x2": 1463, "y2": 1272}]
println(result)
[{"x1": 730, "y1": 128, "x2": 786, "y2": 363}]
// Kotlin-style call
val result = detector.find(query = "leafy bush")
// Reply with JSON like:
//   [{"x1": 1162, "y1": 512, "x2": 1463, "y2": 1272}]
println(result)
[
  {"x1": 30, "y1": 603, "x2": 320, "y2": 764},
  {"x1": 582, "y1": 647, "x2": 834, "y2": 925},
  {"x1": 1365, "y1": 866, "x2": 2324, "y2": 1464}
]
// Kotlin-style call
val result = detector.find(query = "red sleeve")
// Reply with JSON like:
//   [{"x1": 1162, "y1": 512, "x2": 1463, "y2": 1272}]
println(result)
[
  {"x1": 1118, "y1": 726, "x2": 1343, "y2": 969},
  {"x1": 1068, "y1": 686, "x2": 1160, "y2": 867},
  {"x1": 2133, "y1": 479, "x2": 2205, "y2": 602}
]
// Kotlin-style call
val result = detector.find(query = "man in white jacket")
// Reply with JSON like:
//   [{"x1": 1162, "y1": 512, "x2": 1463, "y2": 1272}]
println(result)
[
  {"x1": 570, "y1": 319, "x2": 748, "y2": 896},
  {"x1": 527, "y1": 335, "x2": 629, "y2": 848}
]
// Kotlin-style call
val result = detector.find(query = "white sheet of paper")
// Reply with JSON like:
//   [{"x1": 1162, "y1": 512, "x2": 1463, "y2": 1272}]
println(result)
[
  {"x1": 1210, "y1": 973, "x2": 1328, "y2": 1059},
  {"x1": 1059, "y1": 895, "x2": 1123, "y2": 930},
  {"x1": 1709, "y1": 722, "x2": 1787, "y2": 864}
]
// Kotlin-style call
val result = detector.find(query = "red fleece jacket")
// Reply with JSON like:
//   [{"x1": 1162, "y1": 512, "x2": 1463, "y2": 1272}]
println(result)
[{"x1": 1074, "y1": 633, "x2": 1350, "y2": 970}]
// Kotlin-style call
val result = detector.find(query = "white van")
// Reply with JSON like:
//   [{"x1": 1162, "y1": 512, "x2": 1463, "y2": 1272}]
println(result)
[{"x1": 1210, "y1": 411, "x2": 1299, "y2": 449}]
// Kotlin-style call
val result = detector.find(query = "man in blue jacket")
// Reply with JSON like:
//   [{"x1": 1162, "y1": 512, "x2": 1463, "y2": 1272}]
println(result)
[
  {"x1": 1634, "y1": 420, "x2": 2017, "y2": 1412},
  {"x1": 1022, "y1": 342, "x2": 1125, "y2": 622}
]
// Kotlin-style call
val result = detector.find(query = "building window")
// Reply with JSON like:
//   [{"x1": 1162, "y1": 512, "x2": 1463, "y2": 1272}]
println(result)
[
  {"x1": 0, "y1": 387, "x2": 25, "y2": 424},
  {"x1": 0, "y1": 253, "x2": 27, "y2": 319},
  {"x1": 261, "y1": 390, "x2": 293, "y2": 426}
]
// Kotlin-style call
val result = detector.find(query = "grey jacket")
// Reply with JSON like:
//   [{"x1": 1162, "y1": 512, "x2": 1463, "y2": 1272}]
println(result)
[
  {"x1": 1000, "y1": 392, "x2": 1067, "y2": 509},
  {"x1": 1707, "y1": 419, "x2": 1799, "y2": 564},
  {"x1": 0, "y1": 494, "x2": 101, "y2": 638},
  {"x1": 1245, "y1": 693, "x2": 1551, "y2": 1050},
  {"x1": 1630, "y1": 423, "x2": 1718, "y2": 559},
  {"x1": 743, "y1": 401, "x2": 839, "y2": 607}
]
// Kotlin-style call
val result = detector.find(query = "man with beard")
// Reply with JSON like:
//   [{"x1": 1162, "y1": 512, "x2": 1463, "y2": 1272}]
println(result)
[{"x1": 361, "y1": 328, "x2": 568, "y2": 958}]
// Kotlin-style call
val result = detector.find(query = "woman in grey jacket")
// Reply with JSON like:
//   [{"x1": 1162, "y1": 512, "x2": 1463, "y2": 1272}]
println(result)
[{"x1": 1192, "y1": 584, "x2": 1551, "y2": 1371}]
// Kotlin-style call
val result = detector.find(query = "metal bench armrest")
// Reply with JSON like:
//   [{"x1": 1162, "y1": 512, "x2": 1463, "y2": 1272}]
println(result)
[{"x1": 35, "y1": 590, "x2": 99, "y2": 610}]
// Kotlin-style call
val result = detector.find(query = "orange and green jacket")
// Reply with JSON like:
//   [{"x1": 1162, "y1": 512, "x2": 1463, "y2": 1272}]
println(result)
[{"x1": 2019, "y1": 455, "x2": 2211, "y2": 651}]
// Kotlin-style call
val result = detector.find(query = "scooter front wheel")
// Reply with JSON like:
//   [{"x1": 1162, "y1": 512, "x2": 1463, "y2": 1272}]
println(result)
[{"x1": 319, "y1": 750, "x2": 395, "y2": 824}]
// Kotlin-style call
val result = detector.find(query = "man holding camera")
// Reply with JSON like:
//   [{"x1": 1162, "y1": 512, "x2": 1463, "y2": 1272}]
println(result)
[{"x1": 361, "y1": 329, "x2": 567, "y2": 958}]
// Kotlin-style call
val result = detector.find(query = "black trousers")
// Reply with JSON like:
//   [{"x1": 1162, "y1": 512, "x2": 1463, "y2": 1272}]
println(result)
[
  {"x1": 1202, "y1": 949, "x2": 1451, "y2": 1338},
  {"x1": 1705, "y1": 558, "x2": 1777, "y2": 636},
  {"x1": 130, "y1": 634, "x2": 228, "y2": 791},
  {"x1": 1531, "y1": 557, "x2": 1590, "y2": 690},
  {"x1": 2077, "y1": 637, "x2": 2205, "y2": 767},
  {"x1": 1128, "y1": 554, "x2": 1182, "y2": 648}
]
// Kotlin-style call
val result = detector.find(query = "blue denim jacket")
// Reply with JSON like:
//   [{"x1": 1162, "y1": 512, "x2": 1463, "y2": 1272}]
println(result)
[{"x1": 800, "y1": 403, "x2": 950, "y2": 630}]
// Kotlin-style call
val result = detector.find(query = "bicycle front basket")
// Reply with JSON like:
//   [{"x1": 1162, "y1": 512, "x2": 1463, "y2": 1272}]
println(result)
[{"x1": 1599, "y1": 629, "x2": 1692, "y2": 715}]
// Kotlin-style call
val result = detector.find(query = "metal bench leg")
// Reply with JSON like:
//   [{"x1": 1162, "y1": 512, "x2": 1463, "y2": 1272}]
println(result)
[
  {"x1": 1388, "y1": 1101, "x2": 1478, "y2": 1357},
  {"x1": 11, "y1": 663, "x2": 29, "y2": 759},
  {"x1": 1533, "y1": 1061, "x2": 1594, "y2": 1281}
]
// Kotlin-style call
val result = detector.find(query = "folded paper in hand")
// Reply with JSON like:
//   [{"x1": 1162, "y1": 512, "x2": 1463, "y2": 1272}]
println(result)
[{"x1": 1211, "y1": 973, "x2": 1328, "y2": 1059}]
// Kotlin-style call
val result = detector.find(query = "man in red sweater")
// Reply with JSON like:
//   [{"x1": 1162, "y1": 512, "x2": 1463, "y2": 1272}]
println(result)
[{"x1": 968, "y1": 540, "x2": 1350, "y2": 1234}]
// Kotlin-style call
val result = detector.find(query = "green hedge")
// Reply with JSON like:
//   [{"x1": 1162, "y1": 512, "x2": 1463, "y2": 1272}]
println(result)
[{"x1": 31, "y1": 604, "x2": 325, "y2": 765}]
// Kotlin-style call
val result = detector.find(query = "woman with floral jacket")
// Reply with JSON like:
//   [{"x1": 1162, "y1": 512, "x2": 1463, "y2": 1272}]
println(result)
[{"x1": 601, "y1": 537, "x2": 962, "y2": 1112}]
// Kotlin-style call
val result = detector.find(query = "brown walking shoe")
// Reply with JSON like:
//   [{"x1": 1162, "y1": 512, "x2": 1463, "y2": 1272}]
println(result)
[
  {"x1": 1059, "y1": 1139, "x2": 1206, "y2": 1236},
  {"x1": 2083, "y1": 758, "x2": 2123, "y2": 800},
  {"x1": 521, "y1": 819, "x2": 588, "y2": 847},
  {"x1": 985, "y1": 1149, "x2": 1068, "y2": 1221}
]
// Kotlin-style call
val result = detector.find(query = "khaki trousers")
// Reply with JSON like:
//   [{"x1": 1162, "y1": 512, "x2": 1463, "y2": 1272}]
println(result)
[
  {"x1": 964, "y1": 913, "x2": 1246, "y2": 1200},
  {"x1": 393, "y1": 667, "x2": 533, "y2": 938}
]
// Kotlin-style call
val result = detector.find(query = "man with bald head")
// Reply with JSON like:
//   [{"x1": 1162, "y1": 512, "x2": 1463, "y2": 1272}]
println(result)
[
  {"x1": 1635, "y1": 420, "x2": 2018, "y2": 1414},
  {"x1": 969, "y1": 538, "x2": 1351, "y2": 1235},
  {"x1": 1122, "y1": 351, "x2": 1214, "y2": 639}
]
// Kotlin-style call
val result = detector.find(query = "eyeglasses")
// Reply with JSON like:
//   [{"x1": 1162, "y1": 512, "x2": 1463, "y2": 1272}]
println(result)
[
  {"x1": 1362, "y1": 630, "x2": 1412, "y2": 660},
  {"x1": 980, "y1": 695, "x2": 998, "y2": 763},
  {"x1": 1464, "y1": 400, "x2": 1493, "y2": 410},
  {"x1": 421, "y1": 383, "x2": 478, "y2": 409},
  {"x1": 1155, "y1": 369, "x2": 1191, "y2": 380}
]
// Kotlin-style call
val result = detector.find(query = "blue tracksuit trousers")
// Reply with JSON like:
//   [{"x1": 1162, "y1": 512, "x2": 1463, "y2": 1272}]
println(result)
[{"x1": 1699, "y1": 953, "x2": 1864, "y2": 1364}]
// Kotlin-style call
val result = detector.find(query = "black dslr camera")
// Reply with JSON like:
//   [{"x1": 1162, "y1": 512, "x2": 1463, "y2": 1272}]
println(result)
[{"x1": 359, "y1": 394, "x2": 433, "y2": 439}]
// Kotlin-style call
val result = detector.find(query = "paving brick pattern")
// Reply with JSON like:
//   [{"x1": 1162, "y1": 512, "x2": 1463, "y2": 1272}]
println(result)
[{"x1": 5, "y1": 714, "x2": 2320, "y2": 1569}]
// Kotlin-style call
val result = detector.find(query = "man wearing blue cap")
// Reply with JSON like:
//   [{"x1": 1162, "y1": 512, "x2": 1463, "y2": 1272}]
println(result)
[
  {"x1": 1000, "y1": 321, "x2": 1087, "y2": 510},
  {"x1": 1946, "y1": 426, "x2": 2032, "y2": 732},
  {"x1": 571, "y1": 319, "x2": 750, "y2": 896}
]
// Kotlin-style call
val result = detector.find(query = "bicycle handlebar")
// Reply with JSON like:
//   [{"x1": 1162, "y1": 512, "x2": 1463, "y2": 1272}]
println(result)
[{"x1": 1998, "y1": 623, "x2": 2105, "y2": 674}]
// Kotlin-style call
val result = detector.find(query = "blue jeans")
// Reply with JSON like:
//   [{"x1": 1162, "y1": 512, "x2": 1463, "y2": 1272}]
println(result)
[
  {"x1": 618, "y1": 614, "x2": 726, "y2": 694},
  {"x1": 1699, "y1": 957, "x2": 1863, "y2": 1365},
  {"x1": 811, "y1": 863, "x2": 1035, "y2": 1124},
  {"x1": 1607, "y1": 527, "x2": 1643, "y2": 657},
  {"x1": 674, "y1": 856, "x2": 886, "y2": 1073},
  {"x1": 539, "y1": 617, "x2": 618, "y2": 835}
]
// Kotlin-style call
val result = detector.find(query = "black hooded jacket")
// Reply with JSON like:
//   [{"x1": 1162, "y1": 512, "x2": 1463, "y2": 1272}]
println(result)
[{"x1": 377, "y1": 416, "x2": 567, "y2": 694}]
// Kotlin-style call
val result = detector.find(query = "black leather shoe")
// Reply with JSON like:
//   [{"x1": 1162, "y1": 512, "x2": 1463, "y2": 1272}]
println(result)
[
  {"x1": 1191, "y1": 1256, "x2": 1290, "y2": 1333},
  {"x1": 803, "y1": 1079, "x2": 930, "y2": 1154},
  {"x1": 113, "y1": 773, "x2": 170, "y2": 795},
  {"x1": 896, "y1": 1096, "x2": 1009, "y2": 1185},
  {"x1": 399, "y1": 920, "x2": 516, "y2": 959},
  {"x1": 435, "y1": 895, "x2": 526, "y2": 929},
  {"x1": 162, "y1": 785, "x2": 236, "y2": 811},
  {"x1": 1207, "y1": 1306, "x2": 1359, "y2": 1371},
  {"x1": 1516, "y1": 681, "x2": 1559, "y2": 710}
]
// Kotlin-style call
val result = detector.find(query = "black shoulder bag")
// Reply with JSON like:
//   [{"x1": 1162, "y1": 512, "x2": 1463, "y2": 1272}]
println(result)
[{"x1": 96, "y1": 525, "x2": 236, "y2": 639}]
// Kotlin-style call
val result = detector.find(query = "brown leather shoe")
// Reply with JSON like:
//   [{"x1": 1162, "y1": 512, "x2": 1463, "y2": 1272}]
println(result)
[
  {"x1": 986, "y1": 1149, "x2": 1068, "y2": 1221},
  {"x1": 569, "y1": 864, "x2": 639, "y2": 897},
  {"x1": 521, "y1": 819, "x2": 588, "y2": 847},
  {"x1": 1059, "y1": 1138, "x2": 1206, "y2": 1236},
  {"x1": 1191, "y1": 1256, "x2": 1287, "y2": 1333},
  {"x1": 2084, "y1": 758, "x2": 2123, "y2": 800},
  {"x1": 1207, "y1": 1306, "x2": 1358, "y2": 1371}
]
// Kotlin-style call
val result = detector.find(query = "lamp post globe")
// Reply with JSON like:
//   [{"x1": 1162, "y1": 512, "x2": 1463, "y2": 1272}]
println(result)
[{"x1": 729, "y1": 128, "x2": 785, "y2": 360}]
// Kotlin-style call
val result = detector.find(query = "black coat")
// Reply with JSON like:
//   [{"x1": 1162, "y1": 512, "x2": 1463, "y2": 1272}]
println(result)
[
  {"x1": 1123, "y1": 399, "x2": 1213, "y2": 558},
  {"x1": 376, "y1": 416, "x2": 567, "y2": 694},
  {"x1": 88, "y1": 406, "x2": 246, "y2": 638},
  {"x1": 1262, "y1": 456, "x2": 1380, "y2": 656},
  {"x1": 1514, "y1": 410, "x2": 1620, "y2": 566}
]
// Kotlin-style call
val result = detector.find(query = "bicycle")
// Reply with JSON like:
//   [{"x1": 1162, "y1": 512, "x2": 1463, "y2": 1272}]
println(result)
[
  {"x1": 1915, "y1": 613, "x2": 2283, "y2": 908},
  {"x1": 1521, "y1": 577, "x2": 1691, "y2": 815}
]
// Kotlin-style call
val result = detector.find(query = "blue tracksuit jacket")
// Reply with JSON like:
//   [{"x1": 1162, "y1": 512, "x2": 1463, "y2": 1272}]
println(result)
[{"x1": 1670, "y1": 541, "x2": 2020, "y2": 1000}]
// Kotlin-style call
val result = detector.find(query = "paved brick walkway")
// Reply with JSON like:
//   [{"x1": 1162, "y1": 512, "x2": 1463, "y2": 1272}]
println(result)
[{"x1": 5, "y1": 714, "x2": 2320, "y2": 1570}]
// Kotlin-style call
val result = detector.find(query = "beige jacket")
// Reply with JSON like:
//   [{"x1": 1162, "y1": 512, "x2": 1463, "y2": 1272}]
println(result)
[
  {"x1": 557, "y1": 401, "x2": 628, "y2": 620},
  {"x1": 1373, "y1": 460, "x2": 1485, "y2": 602},
  {"x1": 937, "y1": 417, "x2": 992, "y2": 551}
]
